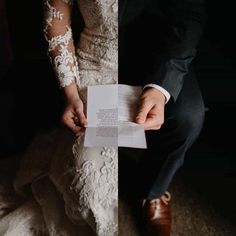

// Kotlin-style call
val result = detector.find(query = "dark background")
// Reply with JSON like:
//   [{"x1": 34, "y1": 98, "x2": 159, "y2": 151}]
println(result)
[
  {"x1": 0, "y1": 0, "x2": 235, "y2": 233},
  {"x1": 1, "y1": 0, "x2": 236, "y2": 193},
  {"x1": 1, "y1": 0, "x2": 236, "y2": 174}
]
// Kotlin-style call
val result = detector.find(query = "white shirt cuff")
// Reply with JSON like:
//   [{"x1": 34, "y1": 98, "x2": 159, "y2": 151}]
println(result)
[{"x1": 143, "y1": 84, "x2": 171, "y2": 104}]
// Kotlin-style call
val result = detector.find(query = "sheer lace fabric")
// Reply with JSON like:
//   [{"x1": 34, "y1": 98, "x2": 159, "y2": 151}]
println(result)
[
  {"x1": 44, "y1": 0, "x2": 80, "y2": 87},
  {"x1": 0, "y1": 0, "x2": 118, "y2": 236}
]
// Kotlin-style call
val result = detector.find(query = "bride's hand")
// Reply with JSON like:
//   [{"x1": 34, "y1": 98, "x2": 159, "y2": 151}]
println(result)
[{"x1": 61, "y1": 95, "x2": 88, "y2": 136}]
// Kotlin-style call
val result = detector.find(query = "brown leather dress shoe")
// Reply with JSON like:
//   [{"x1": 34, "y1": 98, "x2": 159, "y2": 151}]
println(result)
[{"x1": 142, "y1": 192, "x2": 171, "y2": 236}]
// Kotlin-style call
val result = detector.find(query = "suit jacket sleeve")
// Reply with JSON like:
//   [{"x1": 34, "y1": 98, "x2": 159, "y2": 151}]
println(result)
[{"x1": 144, "y1": 0, "x2": 206, "y2": 101}]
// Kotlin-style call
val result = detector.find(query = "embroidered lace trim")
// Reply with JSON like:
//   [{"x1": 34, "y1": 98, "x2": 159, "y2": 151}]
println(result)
[
  {"x1": 71, "y1": 142, "x2": 118, "y2": 236},
  {"x1": 44, "y1": 0, "x2": 79, "y2": 87},
  {"x1": 44, "y1": 0, "x2": 63, "y2": 28}
]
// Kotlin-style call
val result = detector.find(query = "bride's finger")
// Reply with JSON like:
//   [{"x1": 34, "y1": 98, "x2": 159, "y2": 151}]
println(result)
[
  {"x1": 64, "y1": 117, "x2": 84, "y2": 134},
  {"x1": 75, "y1": 109, "x2": 88, "y2": 127},
  {"x1": 73, "y1": 116, "x2": 80, "y2": 126}
]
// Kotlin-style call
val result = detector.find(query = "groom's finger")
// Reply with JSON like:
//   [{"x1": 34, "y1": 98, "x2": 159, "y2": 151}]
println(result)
[
  {"x1": 135, "y1": 100, "x2": 154, "y2": 124},
  {"x1": 144, "y1": 116, "x2": 162, "y2": 130},
  {"x1": 143, "y1": 107, "x2": 161, "y2": 130}
]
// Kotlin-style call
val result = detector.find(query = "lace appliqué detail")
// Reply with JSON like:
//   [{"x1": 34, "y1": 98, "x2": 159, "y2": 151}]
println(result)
[
  {"x1": 52, "y1": 44, "x2": 79, "y2": 87},
  {"x1": 71, "y1": 146, "x2": 118, "y2": 210},
  {"x1": 44, "y1": 0, "x2": 79, "y2": 87},
  {"x1": 47, "y1": 26, "x2": 72, "y2": 51},
  {"x1": 44, "y1": 0, "x2": 63, "y2": 29},
  {"x1": 71, "y1": 145, "x2": 118, "y2": 236}
]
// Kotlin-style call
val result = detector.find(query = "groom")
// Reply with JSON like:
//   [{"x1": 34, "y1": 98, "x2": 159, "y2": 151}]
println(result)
[{"x1": 119, "y1": 0, "x2": 206, "y2": 235}]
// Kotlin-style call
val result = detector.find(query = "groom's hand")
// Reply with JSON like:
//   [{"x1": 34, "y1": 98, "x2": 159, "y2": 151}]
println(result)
[{"x1": 135, "y1": 88, "x2": 166, "y2": 130}]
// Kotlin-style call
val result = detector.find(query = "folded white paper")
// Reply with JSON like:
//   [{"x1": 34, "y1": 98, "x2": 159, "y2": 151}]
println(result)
[{"x1": 84, "y1": 84, "x2": 147, "y2": 148}]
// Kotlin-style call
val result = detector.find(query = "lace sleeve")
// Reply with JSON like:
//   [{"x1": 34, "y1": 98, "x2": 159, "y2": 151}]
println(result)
[{"x1": 43, "y1": 0, "x2": 80, "y2": 87}]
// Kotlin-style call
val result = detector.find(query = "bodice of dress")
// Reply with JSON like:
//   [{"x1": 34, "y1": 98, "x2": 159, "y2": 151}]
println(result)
[
  {"x1": 77, "y1": 0, "x2": 117, "y2": 36},
  {"x1": 76, "y1": 0, "x2": 118, "y2": 71}
]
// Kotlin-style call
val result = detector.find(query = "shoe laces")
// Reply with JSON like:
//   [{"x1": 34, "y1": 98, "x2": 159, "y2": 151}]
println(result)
[
  {"x1": 143, "y1": 191, "x2": 171, "y2": 207},
  {"x1": 151, "y1": 192, "x2": 171, "y2": 220},
  {"x1": 160, "y1": 191, "x2": 171, "y2": 205}
]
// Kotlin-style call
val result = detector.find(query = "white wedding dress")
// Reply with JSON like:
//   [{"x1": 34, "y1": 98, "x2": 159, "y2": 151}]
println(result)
[{"x1": 0, "y1": 0, "x2": 118, "y2": 235}]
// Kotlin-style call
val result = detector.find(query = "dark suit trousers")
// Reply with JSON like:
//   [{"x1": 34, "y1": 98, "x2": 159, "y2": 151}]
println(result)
[
  {"x1": 119, "y1": 8, "x2": 205, "y2": 200},
  {"x1": 119, "y1": 69, "x2": 205, "y2": 200}
]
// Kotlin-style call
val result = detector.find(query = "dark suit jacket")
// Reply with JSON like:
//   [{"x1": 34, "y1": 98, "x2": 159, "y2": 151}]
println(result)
[{"x1": 119, "y1": 0, "x2": 206, "y2": 101}]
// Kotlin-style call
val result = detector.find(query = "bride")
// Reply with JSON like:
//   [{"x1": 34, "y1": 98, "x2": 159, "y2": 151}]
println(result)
[{"x1": 0, "y1": 0, "x2": 118, "y2": 235}]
